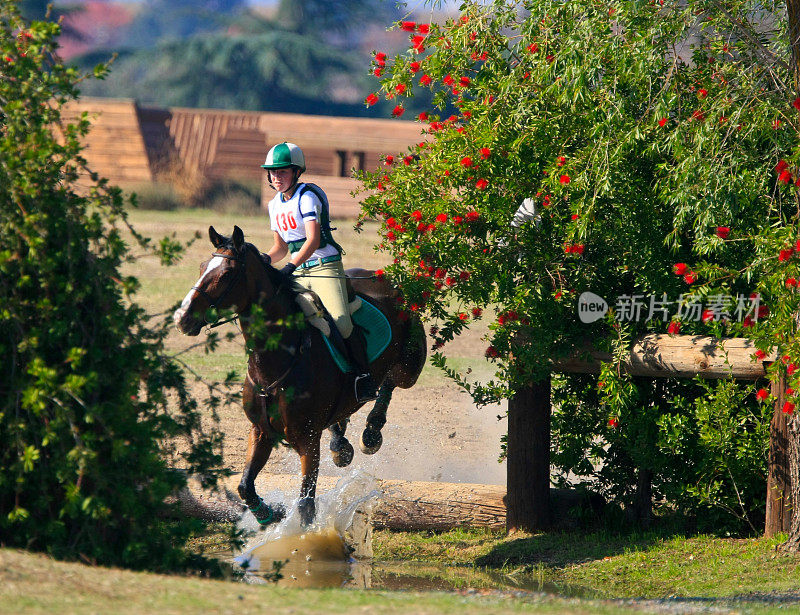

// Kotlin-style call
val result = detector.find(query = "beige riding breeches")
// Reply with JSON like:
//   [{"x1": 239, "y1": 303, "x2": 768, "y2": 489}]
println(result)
[{"x1": 291, "y1": 260, "x2": 353, "y2": 339}]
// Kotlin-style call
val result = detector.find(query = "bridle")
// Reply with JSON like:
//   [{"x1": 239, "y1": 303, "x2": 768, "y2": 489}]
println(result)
[{"x1": 191, "y1": 244, "x2": 290, "y2": 328}]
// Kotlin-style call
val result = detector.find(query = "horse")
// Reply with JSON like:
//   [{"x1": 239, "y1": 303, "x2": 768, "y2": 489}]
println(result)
[{"x1": 173, "y1": 225, "x2": 426, "y2": 527}]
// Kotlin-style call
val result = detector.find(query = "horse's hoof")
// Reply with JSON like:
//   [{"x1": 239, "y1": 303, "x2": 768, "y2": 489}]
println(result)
[
  {"x1": 360, "y1": 427, "x2": 383, "y2": 455},
  {"x1": 249, "y1": 499, "x2": 285, "y2": 527},
  {"x1": 330, "y1": 437, "x2": 354, "y2": 467}
]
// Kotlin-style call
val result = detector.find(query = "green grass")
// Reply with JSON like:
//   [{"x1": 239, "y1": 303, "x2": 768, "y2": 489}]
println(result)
[{"x1": 372, "y1": 527, "x2": 800, "y2": 600}]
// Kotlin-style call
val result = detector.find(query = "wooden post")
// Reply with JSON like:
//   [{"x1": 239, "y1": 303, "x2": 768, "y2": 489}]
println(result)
[
  {"x1": 506, "y1": 376, "x2": 551, "y2": 532},
  {"x1": 766, "y1": 373, "x2": 793, "y2": 537}
]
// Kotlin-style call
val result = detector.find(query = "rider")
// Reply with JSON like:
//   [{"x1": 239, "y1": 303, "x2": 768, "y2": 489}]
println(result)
[{"x1": 260, "y1": 142, "x2": 379, "y2": 403}]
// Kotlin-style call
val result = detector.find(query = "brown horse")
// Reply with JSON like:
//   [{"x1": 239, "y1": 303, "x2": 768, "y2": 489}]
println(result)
[{"x1": 173, "y1": 226, "x2": 426, "y2": 526}]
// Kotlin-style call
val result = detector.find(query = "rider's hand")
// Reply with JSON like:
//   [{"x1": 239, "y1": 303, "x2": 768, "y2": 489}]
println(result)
[{"x1": 280, "y1": 263, "x2": 297, "y2": 276}]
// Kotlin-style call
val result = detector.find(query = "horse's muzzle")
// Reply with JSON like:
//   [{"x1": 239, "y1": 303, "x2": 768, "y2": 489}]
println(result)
[{"x1": 173, "y1": 307, "x2": 203, "y2": 336}]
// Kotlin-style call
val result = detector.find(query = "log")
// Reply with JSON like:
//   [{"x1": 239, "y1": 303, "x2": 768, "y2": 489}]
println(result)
[
  {"x1": 177, "y1": 474, "x2": 599, "y2": 531},
  {"x1": 555, "y1": 333, "x2": 777, "y2": 380}
]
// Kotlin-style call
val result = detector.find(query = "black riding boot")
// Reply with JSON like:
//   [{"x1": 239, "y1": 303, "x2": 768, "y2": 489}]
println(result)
[{"x1": 346, "y1": 328, "x2": 378, "y2": 403}]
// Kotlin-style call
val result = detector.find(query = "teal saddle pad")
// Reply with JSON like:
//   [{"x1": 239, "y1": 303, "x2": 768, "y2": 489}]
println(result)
[{"x1": 323, "y1": 295, "x2": 392, "y2": 373}]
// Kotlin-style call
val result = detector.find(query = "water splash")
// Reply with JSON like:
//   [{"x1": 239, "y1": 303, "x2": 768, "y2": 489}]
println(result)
[{"x1": 233, "y1": 470, "x2": 380, "y2": 586}]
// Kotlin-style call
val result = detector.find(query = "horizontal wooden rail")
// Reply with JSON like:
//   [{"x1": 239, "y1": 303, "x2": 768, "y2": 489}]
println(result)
[{"x1": 555, "y1": 333, "x2": 777, "y2": 380}]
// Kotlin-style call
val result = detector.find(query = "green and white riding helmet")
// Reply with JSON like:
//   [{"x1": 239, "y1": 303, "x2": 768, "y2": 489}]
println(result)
[{"x1": 261, "y1": 142, "x2": 306, "y2": 173}]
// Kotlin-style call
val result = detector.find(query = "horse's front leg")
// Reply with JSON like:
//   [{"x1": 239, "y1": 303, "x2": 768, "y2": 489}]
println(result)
[
  {"x1": 297, "y1": 435, "x2": 321, "y2": 527},
  {"x1": 238, "y1": 424, "x2": 285, "y2": 526}
]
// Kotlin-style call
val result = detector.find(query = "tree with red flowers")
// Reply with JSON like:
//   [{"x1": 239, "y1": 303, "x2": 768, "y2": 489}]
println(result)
[{"x1": 359, "y1": 1, "x2": 800, "y2": 543}]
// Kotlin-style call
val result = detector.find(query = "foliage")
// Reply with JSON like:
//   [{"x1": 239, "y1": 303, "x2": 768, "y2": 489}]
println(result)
[
  {"x1": 357, "y1": 0, "x2": 796, "y2": 531},
  {"x1": 0, "y1": 1, "x2": 235, "y2": 571}
]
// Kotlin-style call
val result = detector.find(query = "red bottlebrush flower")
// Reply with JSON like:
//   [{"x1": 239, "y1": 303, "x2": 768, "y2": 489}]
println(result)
[
  {"x1": 783, "y1": 401, "x2": 796, "y2": 414},
  {"x1": 780, "y1": 248, "x2": 795, "y2": 262},
  {"x1": 375, "y1": 268, "x2": 385, "y2": 279},
  {"x1": 716, "y1": 226, "x2": 730, "y2": 239},
  {"x1": 420, "y1": 74, "x2": 432, "y2": 86},
  {"x1": 546, "y1": 54, "x2": 555, "y2": 62},
  {"x1": 373, "y1": 67, "x2": 383, "y2": 77},
  {"x1": 460, "y1": 156, "x2": 473, "y2": 167},
  {"x1": 794, "y1": 97, "x2": 800, "y2": 111},
  {"x1": 668, "y1": 321, "x2": 681, "y2": 335},
  {"x1": 411, "y1": 35, "x2": 426, "y2": 52},
  {"x1": 466, "y1": 211, "x2": 480, "y2": 222},
  {"x1": 459, "y1": 271, "x2": 470, "y2": 280},
  {"x1": 796, "y1": 239, "x2": 800, "y2": 252},
  {"x1": 418, "y1": 23, "x2": 430, "y2": 34},
  {"x1": 476, "y1": 178, "x2": 488, "y2": 189},
  {"x1": 443, "y1": 74, "x2": 455, "y2": 86},
  {"x1": 409, "y1": 61, "x2": 421, "y2": 73},
  {"x1": 557, "y1": 156, "x2": 566, "y2": 166},
  {"x1": 459, "y1": 312, "x2": 469, "y2": 321},
  {"x1": 787, "y1": 277, "x2": 798, "y2": 288},
  {"x1": 485, "y1": 345, "x2": 500, "y2": 358},
  {"x1": 756, "y1": 388, "x2": 769, "y2": 401},
  {"x1": 375, "y1": 52, "x2": 386, "y2": 64},
  {"x1": 445, "y1": 276, "x2": 456, "y2": 286},
  {"x1": 691, "y1": 109, "x2": 705, "y2": 121},
  {"x1": 403, "y1": 156, "x2": 413, "y2": 165},
  {"x1": 392, "y1": 105, "x2": 405, "y2": 117},
  {"x1": 418, "y1": 111, "x2": 429, "y2": 122},
  {"x1": 384, "y1": 155, "x2": 394, "y2": 165},
  {"x1": 559, "y1": 174, "x2": 571, "y2": 184},
  {"x1": 453, "y1": 215, "x2": 463, "y2": 225},
  {"x1": 429, "y1": 325, "x2": 439, "y2": 336},
  {"x1": 411, "y1": 210, "x2": 422, "y2": 221},
  {"x1": 698, "y1": 88, "x2": 708, "y2": 98},
  {"x1": 526, "y1": 43, "x2": 539, "y2": 53},
  {"x1": 573, "y1": 244, "x2": 585, "y2": 255},
  {"x1": 410, "y1": 303, "x2": 419, "y2": 312},
  {"x1": 436, "y1": 213, "x2": 448, "y2": 224},
  {"x1": 789, "y1": 363, "x2": 798, "y2": 376},
  {"x1": 702, "y1": 309, "x2": 714, "y2": 323},
  {"x1": 401, "y1": 20, "x2": 416, "y2": 31},
  {"x1": 776, "y1": 159, "x2": 790, "y2": 173},
  {"x1": 463, "y1": 111, "x2": 472, "y2": 119},
  {"x1": 743, "y1": 315, "x2": 754, "y2": 328},
  {"x1": 571, "y1": 214, "x2": 579, "y2": 221},
  {"x1": 608, "y1": 417, "x2": 619, "y2": 428},
  {"x1": 658, "y1": 117, "x2": 668, "y2": 127},
  {"x1": 774, "y1": 119, "x2": 783, "y2": 130},
  {"x1": 365, "y1": 93, "x2": 379, "y2": 106},
  {"x1": 459, "y1": 76, "x2": 471, "y2": 87},
  {"x1": 788, "y1": 388, "x2": 796, "y2": 396},
  {"x1": 472, "y1": 307, "x2": 482, "y2": 317},
  {"x1": 683, "y1": 271, "x2": 697, "y2": 284},
  {"x1": 754, "y1": 349, "x2": 766, "y2": 360},
  {"x1": 497, "y1": 315, "x2": 506, "y2": 325},
  {"x1": 779, "y1": 170, "x2": 793, "y2": 184},
  {"x1": 758, "y1": 305, "x2": 769, "y2": 319},
  {"x1": 386, "y1": 231, "x2": 396, "y2": 241},
  {"x1": 395, "y1": 83, "x2": 406, "y2": 94},
  {"x1": 555, "y1": 291, "x2": 563, "y2": 300},
  {"x1": 480, "y1": 147, "x2": 491, "y2": 159},
  {"x1": 386, "y1": 216, "x2": 396, "y2": 227},
  {"x1": 434, "y1": 268, "x2": 446, "y2": 279}
]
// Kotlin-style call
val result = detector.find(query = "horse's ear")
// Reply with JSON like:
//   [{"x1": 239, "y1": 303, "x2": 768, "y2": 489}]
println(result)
[
  {"x1": 209, "y1": 226, "x2": 225, "y2": 249},
  {"x1": 232, "y1": 226, "x2": 245, "y2": 253}
]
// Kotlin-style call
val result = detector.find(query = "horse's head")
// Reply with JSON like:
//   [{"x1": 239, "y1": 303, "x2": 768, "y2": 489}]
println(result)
[{"x1": 173, "y1": 225, "x2": 255, "y2": 336}]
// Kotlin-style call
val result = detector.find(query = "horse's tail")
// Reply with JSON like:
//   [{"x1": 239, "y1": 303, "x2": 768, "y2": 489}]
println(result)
[{"x1": 391, "y1": 312, "x2": 426, "y2": 389}]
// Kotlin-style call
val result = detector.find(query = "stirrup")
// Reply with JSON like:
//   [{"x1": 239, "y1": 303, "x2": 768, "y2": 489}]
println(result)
[{"x1": 354, "y1": 373, "x2": 378, "y2": 403}]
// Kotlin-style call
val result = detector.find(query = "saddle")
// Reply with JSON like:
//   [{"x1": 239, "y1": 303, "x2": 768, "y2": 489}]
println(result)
[{"x1": 294, "y1": 289, "x2": 392, "y2": 373}]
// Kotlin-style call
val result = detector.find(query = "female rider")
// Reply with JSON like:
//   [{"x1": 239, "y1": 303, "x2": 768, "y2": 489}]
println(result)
[{"x1": 260, "y1": 142, "x2": 378, "y2": 403}]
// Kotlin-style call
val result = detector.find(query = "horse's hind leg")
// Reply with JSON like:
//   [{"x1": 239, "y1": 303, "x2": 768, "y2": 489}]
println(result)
[
  {"x1": 238, "y1": 424, "x2": 285, "y2": 526},
  {"x1": 360, "y1": 378, "x2": 395, "y2": 455},
  {"x1": 328, "y1": 420, "x2": 354, "y2": 467},
  {"x1": 297, "y1": 436, "x2": 321, "y2": 527}
]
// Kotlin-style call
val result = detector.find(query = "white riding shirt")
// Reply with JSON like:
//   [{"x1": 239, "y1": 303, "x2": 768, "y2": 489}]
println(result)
[{"x1": 267, "y1": 182, "x2": 339, "y2": 260}]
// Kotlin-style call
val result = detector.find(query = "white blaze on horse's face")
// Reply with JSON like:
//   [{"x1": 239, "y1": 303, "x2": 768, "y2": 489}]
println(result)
[
  {"x1": 173, "y1": 255, "x2": 225, "y2": 333},
  {"x1": 180, "y1": 256, "x2": 224, "y2": 309}
]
